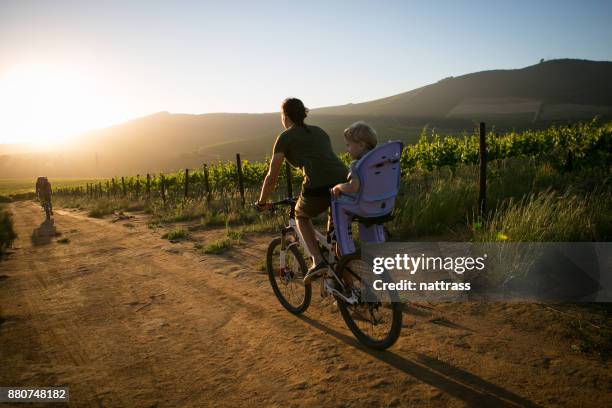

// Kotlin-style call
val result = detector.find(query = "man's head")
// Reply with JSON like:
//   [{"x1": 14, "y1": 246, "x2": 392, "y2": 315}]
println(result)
[{"x1": 281, "y1": 98, "x2": 308, "y2": 130}]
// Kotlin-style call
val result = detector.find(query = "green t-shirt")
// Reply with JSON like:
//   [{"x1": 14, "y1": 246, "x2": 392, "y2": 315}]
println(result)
[{"x1": 273, "y1": 125, "x2": 348, "y2": 191}]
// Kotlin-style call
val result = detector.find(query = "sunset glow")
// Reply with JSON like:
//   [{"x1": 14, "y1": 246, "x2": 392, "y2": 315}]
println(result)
[
  {"x1": 0, "y1": 63, "x2": 122, "y2": 145},
  {"x1": 1, "y1": 1, "x2": 610, "y2": 145}
]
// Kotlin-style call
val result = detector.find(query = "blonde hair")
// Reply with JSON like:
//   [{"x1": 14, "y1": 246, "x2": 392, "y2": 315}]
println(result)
[{"x1": 344, "y1": 121, "x2": 378, "y2": 150}]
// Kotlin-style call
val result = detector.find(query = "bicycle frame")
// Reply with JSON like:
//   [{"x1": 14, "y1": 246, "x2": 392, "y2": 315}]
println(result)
[
  {"x1": 283, "y1": 217, "x2": 334, "y2": 264},
  {"x1": 280, "y1": 215, "x2": 360, "y2": 304}
]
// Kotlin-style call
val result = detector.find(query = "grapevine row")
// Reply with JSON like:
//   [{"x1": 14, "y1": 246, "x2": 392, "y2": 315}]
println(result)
[{"x1": 54, "y1": 119, "x2": 611, "y2": 201}]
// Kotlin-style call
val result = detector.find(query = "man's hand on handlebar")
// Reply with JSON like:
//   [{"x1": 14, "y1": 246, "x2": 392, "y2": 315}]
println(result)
[{"x1": 254, "y1": 201, "x2": 273, "y2": 212}]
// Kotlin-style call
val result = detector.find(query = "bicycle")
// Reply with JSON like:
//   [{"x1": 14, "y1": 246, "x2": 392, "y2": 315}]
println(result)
[{"x1": 262, "y1": 197, "x2": 402, "y2": 350}]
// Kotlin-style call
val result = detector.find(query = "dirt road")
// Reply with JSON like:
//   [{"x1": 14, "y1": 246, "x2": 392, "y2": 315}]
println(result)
[{"x1": 0, "y1": 201, "x2": 609, "y2": 407}]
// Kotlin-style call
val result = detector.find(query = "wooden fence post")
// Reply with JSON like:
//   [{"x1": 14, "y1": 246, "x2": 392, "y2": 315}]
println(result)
[
  {"x1": 106, "y1": 181, "x2": 110, "y2": 198},
  {"x1": 203, "y1": 164, "x2": 211, "y2": 202},
  {"x1": 184, "y1": 169, "x2": 189, "y2": 199},
  {"x1": 146, "y1": 173, "x2": 151, "y2": 198},
  {"x1": 285, "y1": 161, "x2": 293, "y2": 198},
  {"x1": 236, "y1": 154, "x2": 245, "y2": 206},
  {"x1": 565, "y1": 150, "x2": 573, "y2": 172},
  {"x1": 121, "y1": 176, "x2": 126, "y2": 197},
  {"x1": 135, "y1": 175, "x2": 140, "y2": 198},
  {"x1": 160, "y1": 174, "x2": 166, "y2": 204},
  {"x1": 98, "y1": 182, "x2": 102, "y2": 198},
  {"x1": 478, "y1": 122, "x2": 487, "y2": 216}
]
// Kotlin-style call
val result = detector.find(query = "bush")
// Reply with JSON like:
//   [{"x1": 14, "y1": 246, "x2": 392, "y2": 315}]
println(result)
[{"x1": 0, "y1": 209, "x2": 17, "y2": 255}]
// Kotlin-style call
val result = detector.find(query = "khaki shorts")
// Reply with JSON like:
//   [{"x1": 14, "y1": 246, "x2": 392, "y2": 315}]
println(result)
[{"x1": 295, "y1": 194, "x2": 330, "y2": 219}]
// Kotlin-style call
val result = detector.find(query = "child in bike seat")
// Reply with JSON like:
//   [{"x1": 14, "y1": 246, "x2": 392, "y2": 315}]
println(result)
[{"x1": 331, "y1": 121, "x2": 378, "y2": 198}]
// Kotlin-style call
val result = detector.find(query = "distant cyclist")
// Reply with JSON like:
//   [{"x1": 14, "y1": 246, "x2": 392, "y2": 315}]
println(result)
[{"x1": 35, "y1": 176, "x2": 53, "y2": 218}]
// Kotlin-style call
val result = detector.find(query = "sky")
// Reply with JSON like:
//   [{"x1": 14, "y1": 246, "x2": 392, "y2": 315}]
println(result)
[{"x1": 0, "y1": 0, "x2": 611, "y2": 144}]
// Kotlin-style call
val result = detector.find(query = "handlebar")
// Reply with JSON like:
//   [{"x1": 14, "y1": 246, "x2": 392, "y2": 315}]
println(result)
[
  {"x1": 269, "y1": 197, "x2": 297, "y2": 207},
  {"x1": 253, "y1": 197, "x2": 297, "y2": 213}
]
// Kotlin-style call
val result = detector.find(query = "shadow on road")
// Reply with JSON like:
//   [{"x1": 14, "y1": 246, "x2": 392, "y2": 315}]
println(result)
[
  {"x1": 298, "y1": 315, "x2": 541, "y2": 408},
  {"x1": 31, "y1": 219, "x2": 56, "y2": 246}
]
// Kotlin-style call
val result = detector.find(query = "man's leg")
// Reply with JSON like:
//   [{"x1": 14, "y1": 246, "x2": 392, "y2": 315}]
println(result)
[
  {"x1": 296, "y1": 216, "x2": 322, "y2": 266},
  {"x1": 297, "y1": 215, "x2": 330, "y2": 284},
  {"x1": 45, "y1": 194, "x2": 53, "y2": 215}
]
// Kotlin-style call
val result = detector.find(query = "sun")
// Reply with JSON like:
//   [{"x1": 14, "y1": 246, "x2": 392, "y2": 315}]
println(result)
[{"x1": 0, "y1": 63, "x2": 112, "y2": 145}]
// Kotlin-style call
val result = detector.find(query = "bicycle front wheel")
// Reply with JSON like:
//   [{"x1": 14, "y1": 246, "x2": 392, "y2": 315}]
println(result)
[
  {"x1": 266, "y1": 238, "x2": 311, "y2": 314},
  {"x1": 335, "y1": 251, "x2": 403, "y2": 350}
]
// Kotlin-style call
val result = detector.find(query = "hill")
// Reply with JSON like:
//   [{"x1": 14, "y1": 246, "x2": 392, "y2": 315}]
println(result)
[
  {"x1": 312, "y1": 59, "x2": 612, "y2": 120},
  {"x1": 1, "y1": 59, "x2": 611, "y2": 177}
]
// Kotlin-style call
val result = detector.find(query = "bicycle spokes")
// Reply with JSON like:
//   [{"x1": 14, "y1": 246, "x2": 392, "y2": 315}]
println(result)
[
  {"x1": 267, "y1": 238, "x2": 311, "y2": 314},
  {"x1": 335, "y1": 254, "x2": 402, "y2": 348}
]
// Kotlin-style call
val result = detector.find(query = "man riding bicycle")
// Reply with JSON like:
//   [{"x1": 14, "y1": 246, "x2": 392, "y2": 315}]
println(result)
[
  {"x1": 256, "y1": 98, "x2": 348, "y2": 283},
  {"x1": 35, "y1": 176, "x2": 53, "y2": 217}
]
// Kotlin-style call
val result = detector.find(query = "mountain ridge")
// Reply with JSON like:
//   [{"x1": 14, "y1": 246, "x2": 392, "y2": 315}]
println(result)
[{"x1": 2, "y1": 58, "x2": 611, "y2": 177}]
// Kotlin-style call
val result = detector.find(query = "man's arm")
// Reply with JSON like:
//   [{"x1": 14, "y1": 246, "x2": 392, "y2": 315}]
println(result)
[{"x1": 258, "y1": 153, "x2": 284, "y2": 204}]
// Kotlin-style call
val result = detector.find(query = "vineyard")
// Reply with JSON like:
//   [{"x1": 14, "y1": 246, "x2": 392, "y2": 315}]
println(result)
[
  {"x1": 45, "y1": 119, "x2": 611, "y2": 242},
  {"x1": 53, "y1": 119, "x2": 611, "y2": 201}
]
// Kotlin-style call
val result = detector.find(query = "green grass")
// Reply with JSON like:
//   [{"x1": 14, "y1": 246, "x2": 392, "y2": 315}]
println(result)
[
  {"x1": 391, "y1": 168, "x2": 476, "y2": 238},
  {"x1": 199, "y1": 237, "x2": 234, "y2": 254},
  {"x1": 388, "y1": 157, "x2": 611, "y2": 241},
  {"x1": 197, "y1": 228, "x2": 243, "y2": 255},
  {"x1": 161, "y1": 228, "x2": 189, "y2": 241},
  {"x1": 226, "y1": 229, "x2": 242, "y2": 241},
  {"x1": 146, "y1": 220, "x2": 162, "y2": 229},
  {"x1": 257, "y1": 258, "x2": 267, "y2": 273},
  {"x1": 54, "y1": 195, "x2": 147, "y2": 219},
  {"x1": 473, "y1": 189, "x2": 608, "y2": 242}
]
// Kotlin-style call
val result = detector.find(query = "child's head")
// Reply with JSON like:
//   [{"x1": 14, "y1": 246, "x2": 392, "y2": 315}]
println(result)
[{"x1": 344, "y1": 121, "x2": 378, "y2": 159}]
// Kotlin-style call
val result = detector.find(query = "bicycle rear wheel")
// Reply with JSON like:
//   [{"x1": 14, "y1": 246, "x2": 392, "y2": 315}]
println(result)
[
  {"x1": 335, "y1": 250, "x2": 403, "y2": 349},
  {"x1": 267, "y1": 237, "x2": 311, "y2": 314}
]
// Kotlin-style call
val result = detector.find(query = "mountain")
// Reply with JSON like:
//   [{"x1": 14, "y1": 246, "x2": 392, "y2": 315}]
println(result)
[
  {"x1": 312, "y1": 59, "x2": 612, "y2": 121},
  {"x1": 1, "y1": 59, "x2": 611, "y2": 178}
]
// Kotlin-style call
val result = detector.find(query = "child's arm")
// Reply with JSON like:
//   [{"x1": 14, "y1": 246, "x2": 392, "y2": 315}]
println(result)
[{"x1": 331, "y1": 175, "x2": 360, "y2": 197}]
